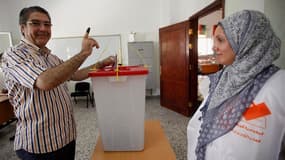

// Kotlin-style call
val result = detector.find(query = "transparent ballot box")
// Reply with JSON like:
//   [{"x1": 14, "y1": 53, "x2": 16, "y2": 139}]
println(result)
[{"x1": 89, "y1": 66, "x2": 148, "y2": 151}]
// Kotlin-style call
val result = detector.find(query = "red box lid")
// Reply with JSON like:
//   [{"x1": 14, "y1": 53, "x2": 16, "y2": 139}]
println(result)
[{"x1": 88, "y1": 65, "x2": 148, "y2": 77}]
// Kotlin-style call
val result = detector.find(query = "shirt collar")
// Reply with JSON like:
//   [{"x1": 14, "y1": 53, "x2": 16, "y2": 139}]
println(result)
[{"x1": 21, "y1": 38, "x2": 51, "y2": 57}]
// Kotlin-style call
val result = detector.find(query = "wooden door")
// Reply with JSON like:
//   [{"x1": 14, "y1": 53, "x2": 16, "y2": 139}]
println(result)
[
  {"x1": 159, "y1": 0, "x2": 224, "y2": 117},
  {"x1": 159, "y1": 21, "x2": 191, "y2": 116}
]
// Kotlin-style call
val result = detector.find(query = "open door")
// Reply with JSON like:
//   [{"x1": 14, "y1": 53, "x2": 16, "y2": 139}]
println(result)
[
  {"x1": 159, "y1": 0, "x2": 224, "y2": 117},
  {"x1": 159, "y1": 20, "x2": 190, "y2": 116}
]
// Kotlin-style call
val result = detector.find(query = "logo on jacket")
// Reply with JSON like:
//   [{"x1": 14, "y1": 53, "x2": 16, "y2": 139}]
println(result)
[{"x1": 232, "y1": 102, "x2": 271, "y2": 143}]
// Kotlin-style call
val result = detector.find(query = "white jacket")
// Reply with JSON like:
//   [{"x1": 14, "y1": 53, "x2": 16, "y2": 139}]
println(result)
[{"x1": 187, "y1": 70, "x2": 285, "y2": 160}]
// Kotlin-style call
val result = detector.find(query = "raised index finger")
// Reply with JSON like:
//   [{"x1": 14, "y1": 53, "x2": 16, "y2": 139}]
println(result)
[{"x1": 84, "y1": 27, "x2": 91, "y2": 38}]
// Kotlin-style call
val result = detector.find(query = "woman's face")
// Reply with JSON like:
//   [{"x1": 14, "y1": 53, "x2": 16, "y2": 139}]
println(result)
[{"x1": 212, "y1": 26, "x2": 236, "y2": 65}]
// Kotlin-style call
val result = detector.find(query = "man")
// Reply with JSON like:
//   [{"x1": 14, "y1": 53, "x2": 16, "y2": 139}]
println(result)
[{"x1": 1, "y1": 6, "x2": 115, "y2": 159}]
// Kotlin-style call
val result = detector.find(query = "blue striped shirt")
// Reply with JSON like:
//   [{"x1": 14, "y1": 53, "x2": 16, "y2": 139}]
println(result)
[{"x1": 2, "y1": 39, "x2": 76, "y2": 153}]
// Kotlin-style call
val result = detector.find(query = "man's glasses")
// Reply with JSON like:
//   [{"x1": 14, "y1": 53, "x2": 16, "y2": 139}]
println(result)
[{"x1": 26, "y1": 20, "x2": 52, "y2": 28}]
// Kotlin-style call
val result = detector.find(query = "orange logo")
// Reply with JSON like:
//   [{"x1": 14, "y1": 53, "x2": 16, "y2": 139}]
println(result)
[
  {"x1": 232, "y1": 102, "x2": 271, "y2": 143},
  {"x1": 243, "y1": 102, "x2": 271, "y2": 121}
]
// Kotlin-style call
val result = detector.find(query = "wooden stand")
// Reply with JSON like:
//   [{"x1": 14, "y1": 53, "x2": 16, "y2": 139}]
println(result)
[{"x1": 91, "y1": 120, "x2": 176, "y2": 160}]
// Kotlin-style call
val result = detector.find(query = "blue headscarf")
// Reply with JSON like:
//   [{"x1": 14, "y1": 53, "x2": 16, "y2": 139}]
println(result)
[{"x1": 195, "y1": 10, "x2": 281, "y2": 160}]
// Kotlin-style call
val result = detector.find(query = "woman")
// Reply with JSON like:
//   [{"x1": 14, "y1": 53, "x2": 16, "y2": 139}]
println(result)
[{"x1": 187, "y1": 10, "x2": 285, "y2": 160}]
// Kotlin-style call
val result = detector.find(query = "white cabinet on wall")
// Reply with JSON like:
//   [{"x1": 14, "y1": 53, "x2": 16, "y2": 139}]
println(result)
[{"x1": 128, "y1": 41, "x2": 155, "y2": 94}]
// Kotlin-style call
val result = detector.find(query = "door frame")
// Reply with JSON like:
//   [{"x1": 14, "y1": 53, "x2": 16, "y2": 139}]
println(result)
[{"x1": 188, "y1": 0, "x2": 225, "y2": 115}]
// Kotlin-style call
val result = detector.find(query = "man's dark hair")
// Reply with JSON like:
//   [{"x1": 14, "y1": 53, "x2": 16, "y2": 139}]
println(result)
[{"x1": 19, "y1": 6, "x2": 51, "y2": 25}]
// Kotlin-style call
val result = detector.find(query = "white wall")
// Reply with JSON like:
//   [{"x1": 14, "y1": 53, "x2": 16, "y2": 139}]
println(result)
[
  {"x1": 225, "y1": 0, "x2": 264, "y2": 15},
  {"x1": 158, "y1": 0, "x2": 171, "y2": 27},
  {"x1": 0, "y1": 0, "x2": 21, "y2": 45},
  {"x1": 0, "y1": 0, "x2": 163, "y2": 92},
  {"x1": 264, "y1": 0, "x2": 285, "y2": 69},
  {"x1": 168, "y1": 0, "x2": 215, "y2": 24},
  {"x1": 0, "y1": 0, "x2": 284, "y2": 93},
  {"x1": 0, "y1": 0, "x2": 161, "y2": 57}
]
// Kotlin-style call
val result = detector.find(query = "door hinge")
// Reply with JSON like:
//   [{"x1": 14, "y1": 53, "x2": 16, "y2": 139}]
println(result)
[
  {"x1": 188, "y1": 43, "x2": 192, "y2": 49},
  {"x1": 188, "y1": 29, "x2": 193, "y2": 36}
]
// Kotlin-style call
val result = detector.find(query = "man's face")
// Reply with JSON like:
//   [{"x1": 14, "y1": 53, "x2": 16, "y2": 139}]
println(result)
[{"x1": 20, "y1": 12, "x2": 51, "y2": 48}]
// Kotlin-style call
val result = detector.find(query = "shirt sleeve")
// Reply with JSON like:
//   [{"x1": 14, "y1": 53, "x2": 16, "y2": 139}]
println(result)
[{"x1": 5, "y1": 52, "x2": 47, "y2": 89}]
